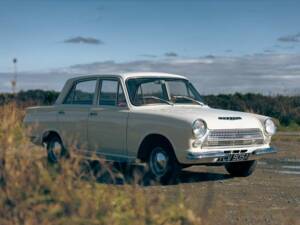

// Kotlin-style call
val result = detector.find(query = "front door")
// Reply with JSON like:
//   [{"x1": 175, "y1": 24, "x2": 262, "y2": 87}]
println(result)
[{"x1": 88, "y1": 78, "x2": 129, "y2": 159}]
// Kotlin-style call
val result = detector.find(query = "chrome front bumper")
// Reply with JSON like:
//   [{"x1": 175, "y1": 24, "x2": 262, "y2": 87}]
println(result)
[{"x1": 186, "y1": 147, "x2": 277, "y2": 164}]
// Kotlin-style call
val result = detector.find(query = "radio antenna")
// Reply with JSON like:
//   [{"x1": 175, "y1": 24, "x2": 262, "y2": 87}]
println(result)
[{"x1": 12, "y1": 58, "x2": 18, "y2": 94}]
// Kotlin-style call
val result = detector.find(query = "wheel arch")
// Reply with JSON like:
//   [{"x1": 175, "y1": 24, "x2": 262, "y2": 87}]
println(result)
[
  {"x1": 42, "y1": 130, "x2": 63, "y2": 145},
  {"x1": 137, "y1": 133, "x2": 177, "y2": 162}
]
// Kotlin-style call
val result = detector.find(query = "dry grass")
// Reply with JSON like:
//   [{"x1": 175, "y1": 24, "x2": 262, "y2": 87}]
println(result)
[{"x1": 0, "y1": 103, "x2": 201, "y2": 225}]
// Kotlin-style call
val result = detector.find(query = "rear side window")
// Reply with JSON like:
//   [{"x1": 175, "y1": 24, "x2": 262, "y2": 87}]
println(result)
[
  {"x1": 99, "y1": 79, "x2": 126, "y2": 107},
  {"x1": 64, "y1": 79, "x2": 97, "y2": 105}
]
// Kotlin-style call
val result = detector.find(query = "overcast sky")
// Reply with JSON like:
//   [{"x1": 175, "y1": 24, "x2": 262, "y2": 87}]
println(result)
[{"x1": 1, "y1": 0, "x2": 300, "y2": 94}]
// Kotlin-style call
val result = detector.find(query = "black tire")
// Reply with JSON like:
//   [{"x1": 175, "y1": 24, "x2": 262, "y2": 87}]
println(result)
[
  {"x1": 46, "y1": 135, "x2": 68, "y2": 163},
  {"x1": 225, "y1": 160, "x2": 257, "y2": 177},
  {"x1": 145, "y1": 144, "x2": 180, "y2": 185}
]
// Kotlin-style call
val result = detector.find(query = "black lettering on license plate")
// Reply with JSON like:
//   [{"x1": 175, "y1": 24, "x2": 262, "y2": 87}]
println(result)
[{"x1": 217, "y1": 153, "x2": 249, "y2": 162}]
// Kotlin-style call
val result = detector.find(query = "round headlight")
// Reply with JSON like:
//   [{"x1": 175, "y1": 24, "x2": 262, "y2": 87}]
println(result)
[
  {"x1": 192, "y1": 119, "x2": 207, "y2": 138},
  {"x1": 264, "y1": 119, "x2": 276, "y2": 135}
]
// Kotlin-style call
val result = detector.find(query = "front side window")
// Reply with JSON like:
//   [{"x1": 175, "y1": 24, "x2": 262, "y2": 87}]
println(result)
[
  {"x1": 99, "y1": 79, "x2": 127, "y2": 107},
  {"x1": 64, "y1": 79, "x2": 97, "y2": 105},
  {"x1": 126, "y1": 77, "x2": 203, "y2": 106}
]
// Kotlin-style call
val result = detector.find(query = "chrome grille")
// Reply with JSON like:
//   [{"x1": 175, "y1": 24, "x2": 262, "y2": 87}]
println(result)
[{"x1": 204, "y1": 129, "x2": 264, "y2": 147}]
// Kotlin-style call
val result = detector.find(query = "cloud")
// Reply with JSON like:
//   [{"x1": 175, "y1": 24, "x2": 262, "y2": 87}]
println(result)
[
  {"x1": 273, "y1": 44, "x2": 295, "y2": 50},
  {"x1": 264, "y1": 49, "x2": 275, "y2": 53},
  {"x1": 140, "y1": 54, "x2": 157, "y2": 58},
  {"x1": 2, "y1": 54, "x2": 300, "y2": 95},
  {"x1": 65, "y1": 54, "x2": 300, "y2": 95},
  {"x1": 167, "y1": 58, "x2": 214, "y2": 65},
  {"x1": 63, "y1": 36, "x2": 104, "y2": 45},
  {"x1": 164, "y1": 52, "x2": 178, "y2": 57},
  {"x1": 278, "y1": 32, "x2": 300, "y2": 43},
  {"x1": 204, "y1": 54, "x2": 215, "y2": 59}
]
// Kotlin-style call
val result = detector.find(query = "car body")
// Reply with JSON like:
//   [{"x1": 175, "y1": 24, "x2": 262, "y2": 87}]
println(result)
[{"x1": 24, "y1": 72, "x2": 277, "y2": 183}]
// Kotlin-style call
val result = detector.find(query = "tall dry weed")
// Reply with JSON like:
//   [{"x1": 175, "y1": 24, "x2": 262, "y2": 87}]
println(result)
[{"x1": 0, "y1": 104, "x2": 201, "y2": 225}]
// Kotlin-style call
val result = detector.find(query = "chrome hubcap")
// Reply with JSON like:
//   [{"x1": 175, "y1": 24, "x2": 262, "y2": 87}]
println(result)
[{"x1": 150, "y1": 148, "x2": 169, "y2": 177}]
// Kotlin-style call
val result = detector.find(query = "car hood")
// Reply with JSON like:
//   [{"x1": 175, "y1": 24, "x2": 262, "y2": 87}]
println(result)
[{"x1": 138, "y1": 105, "x2": 266, "y2": 130}]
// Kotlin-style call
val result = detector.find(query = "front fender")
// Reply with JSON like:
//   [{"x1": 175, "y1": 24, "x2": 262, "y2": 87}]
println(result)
[{"x1": 127, "y1": 113, "x2": 193, "y2": 159}]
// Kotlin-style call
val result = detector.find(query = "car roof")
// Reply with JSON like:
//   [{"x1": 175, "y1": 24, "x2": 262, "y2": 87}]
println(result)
[
  {"x1": 56, "y1": 72, "x2": 188, "y2": 105},
  {"x1": 68, "y1": 72, "x2": 187, "y2": 81},
  {"x1": 121, "y1": 72, "x2": 187, "y2": 80}
]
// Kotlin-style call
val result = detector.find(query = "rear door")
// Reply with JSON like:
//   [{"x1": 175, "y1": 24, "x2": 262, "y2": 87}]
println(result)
[
  {"x1": 88, "y1": 78, "x2": 129, "y2": 159},
  {"x1": 57, "y1": 79, "x2": 97, "y2": 154}
]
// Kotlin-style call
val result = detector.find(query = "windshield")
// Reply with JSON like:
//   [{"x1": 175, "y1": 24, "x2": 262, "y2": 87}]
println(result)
[{"x1": 126, "y1": 77, "x2": 204, "y2": 106}]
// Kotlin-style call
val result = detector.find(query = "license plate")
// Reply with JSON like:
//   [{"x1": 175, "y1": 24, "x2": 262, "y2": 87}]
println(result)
[{"x1": 217, "y1": 153, "x2": 250, "y2": 162}]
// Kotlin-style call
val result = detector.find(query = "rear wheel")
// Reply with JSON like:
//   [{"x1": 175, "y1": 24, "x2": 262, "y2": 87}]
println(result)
[
  {"x1": 225, "y1": 160, "x2": 257, "y2": 177},
  {"x1": 46, "y1": 136, "x2": 68, "y2": 163},
  {"x1": 146, "y1": 145, "x2": 180, "y2": 185}
]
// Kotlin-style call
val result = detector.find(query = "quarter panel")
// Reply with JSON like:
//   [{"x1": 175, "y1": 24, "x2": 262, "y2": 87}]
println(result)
[{"x1": 24, "y1": 106, "x2": 60, "y2": 145}]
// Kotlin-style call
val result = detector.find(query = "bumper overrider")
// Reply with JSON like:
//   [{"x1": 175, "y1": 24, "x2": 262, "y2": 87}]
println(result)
[{"x1": 186, "y1": 147, "x2": 277, "y2": 164}]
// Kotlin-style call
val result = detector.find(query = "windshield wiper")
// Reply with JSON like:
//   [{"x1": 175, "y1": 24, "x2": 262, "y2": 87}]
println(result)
[
  {"x1": 172, "y1": 95, "x2": 204, "y2": 106},
  {"x1": 143, "y1": 96, "x2": 174, "y2": 105}
]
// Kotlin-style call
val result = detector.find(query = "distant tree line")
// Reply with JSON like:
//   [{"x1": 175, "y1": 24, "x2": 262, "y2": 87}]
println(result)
[
  {"x1": 0, "y1": 90, "x2": 59, "y2": 107},
  {"x1": 0, "y1": 90, "x2": 299, "y2": 127},
  {"x1": 203, "y1": 93, "x2": 300, "y2": 126}
]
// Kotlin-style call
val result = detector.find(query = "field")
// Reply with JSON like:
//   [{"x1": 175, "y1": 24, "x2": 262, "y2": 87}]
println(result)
[{"x1": 0, "y1": 104, "x2": 299, "y2": 225}]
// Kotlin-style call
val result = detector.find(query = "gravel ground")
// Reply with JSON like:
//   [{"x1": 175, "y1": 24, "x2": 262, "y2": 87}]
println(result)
[{"x1": 144, "y1": 133, "x2": 300, "y2": 225}]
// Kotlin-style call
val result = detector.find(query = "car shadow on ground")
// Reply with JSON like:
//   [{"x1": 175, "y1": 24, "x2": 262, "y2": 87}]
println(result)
[
  {"x1": 177, "y1": 170, "x2": 233, "y2": 184},
  {"x1": 87, "y1": 162, "x2": 233, "y2": 186},
  {"x1": 45, "y1": 159, "x2": 233, "y2": 186}
]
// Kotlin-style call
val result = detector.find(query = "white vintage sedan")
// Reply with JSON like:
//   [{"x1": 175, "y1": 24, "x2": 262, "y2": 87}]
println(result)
[{"x1": 24, "y1": 72, "x2": 277, "y2": 183}]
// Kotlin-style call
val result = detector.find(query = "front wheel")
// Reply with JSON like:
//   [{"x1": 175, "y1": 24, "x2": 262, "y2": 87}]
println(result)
[
  {"x1": 146, "y1": 146, "x2": 180, "y2": 185},
  {"x1": 225, "y1": 160, "x2": 257, "y2": 177}
]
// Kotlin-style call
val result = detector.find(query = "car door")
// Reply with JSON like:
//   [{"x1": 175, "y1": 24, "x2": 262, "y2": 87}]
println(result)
[
  {"x1": 57, "y1": 79, "x2": 97, "y2": 154},
  {"x1": 88, "y1": 78, "x2": 129, "y2": 159}
]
